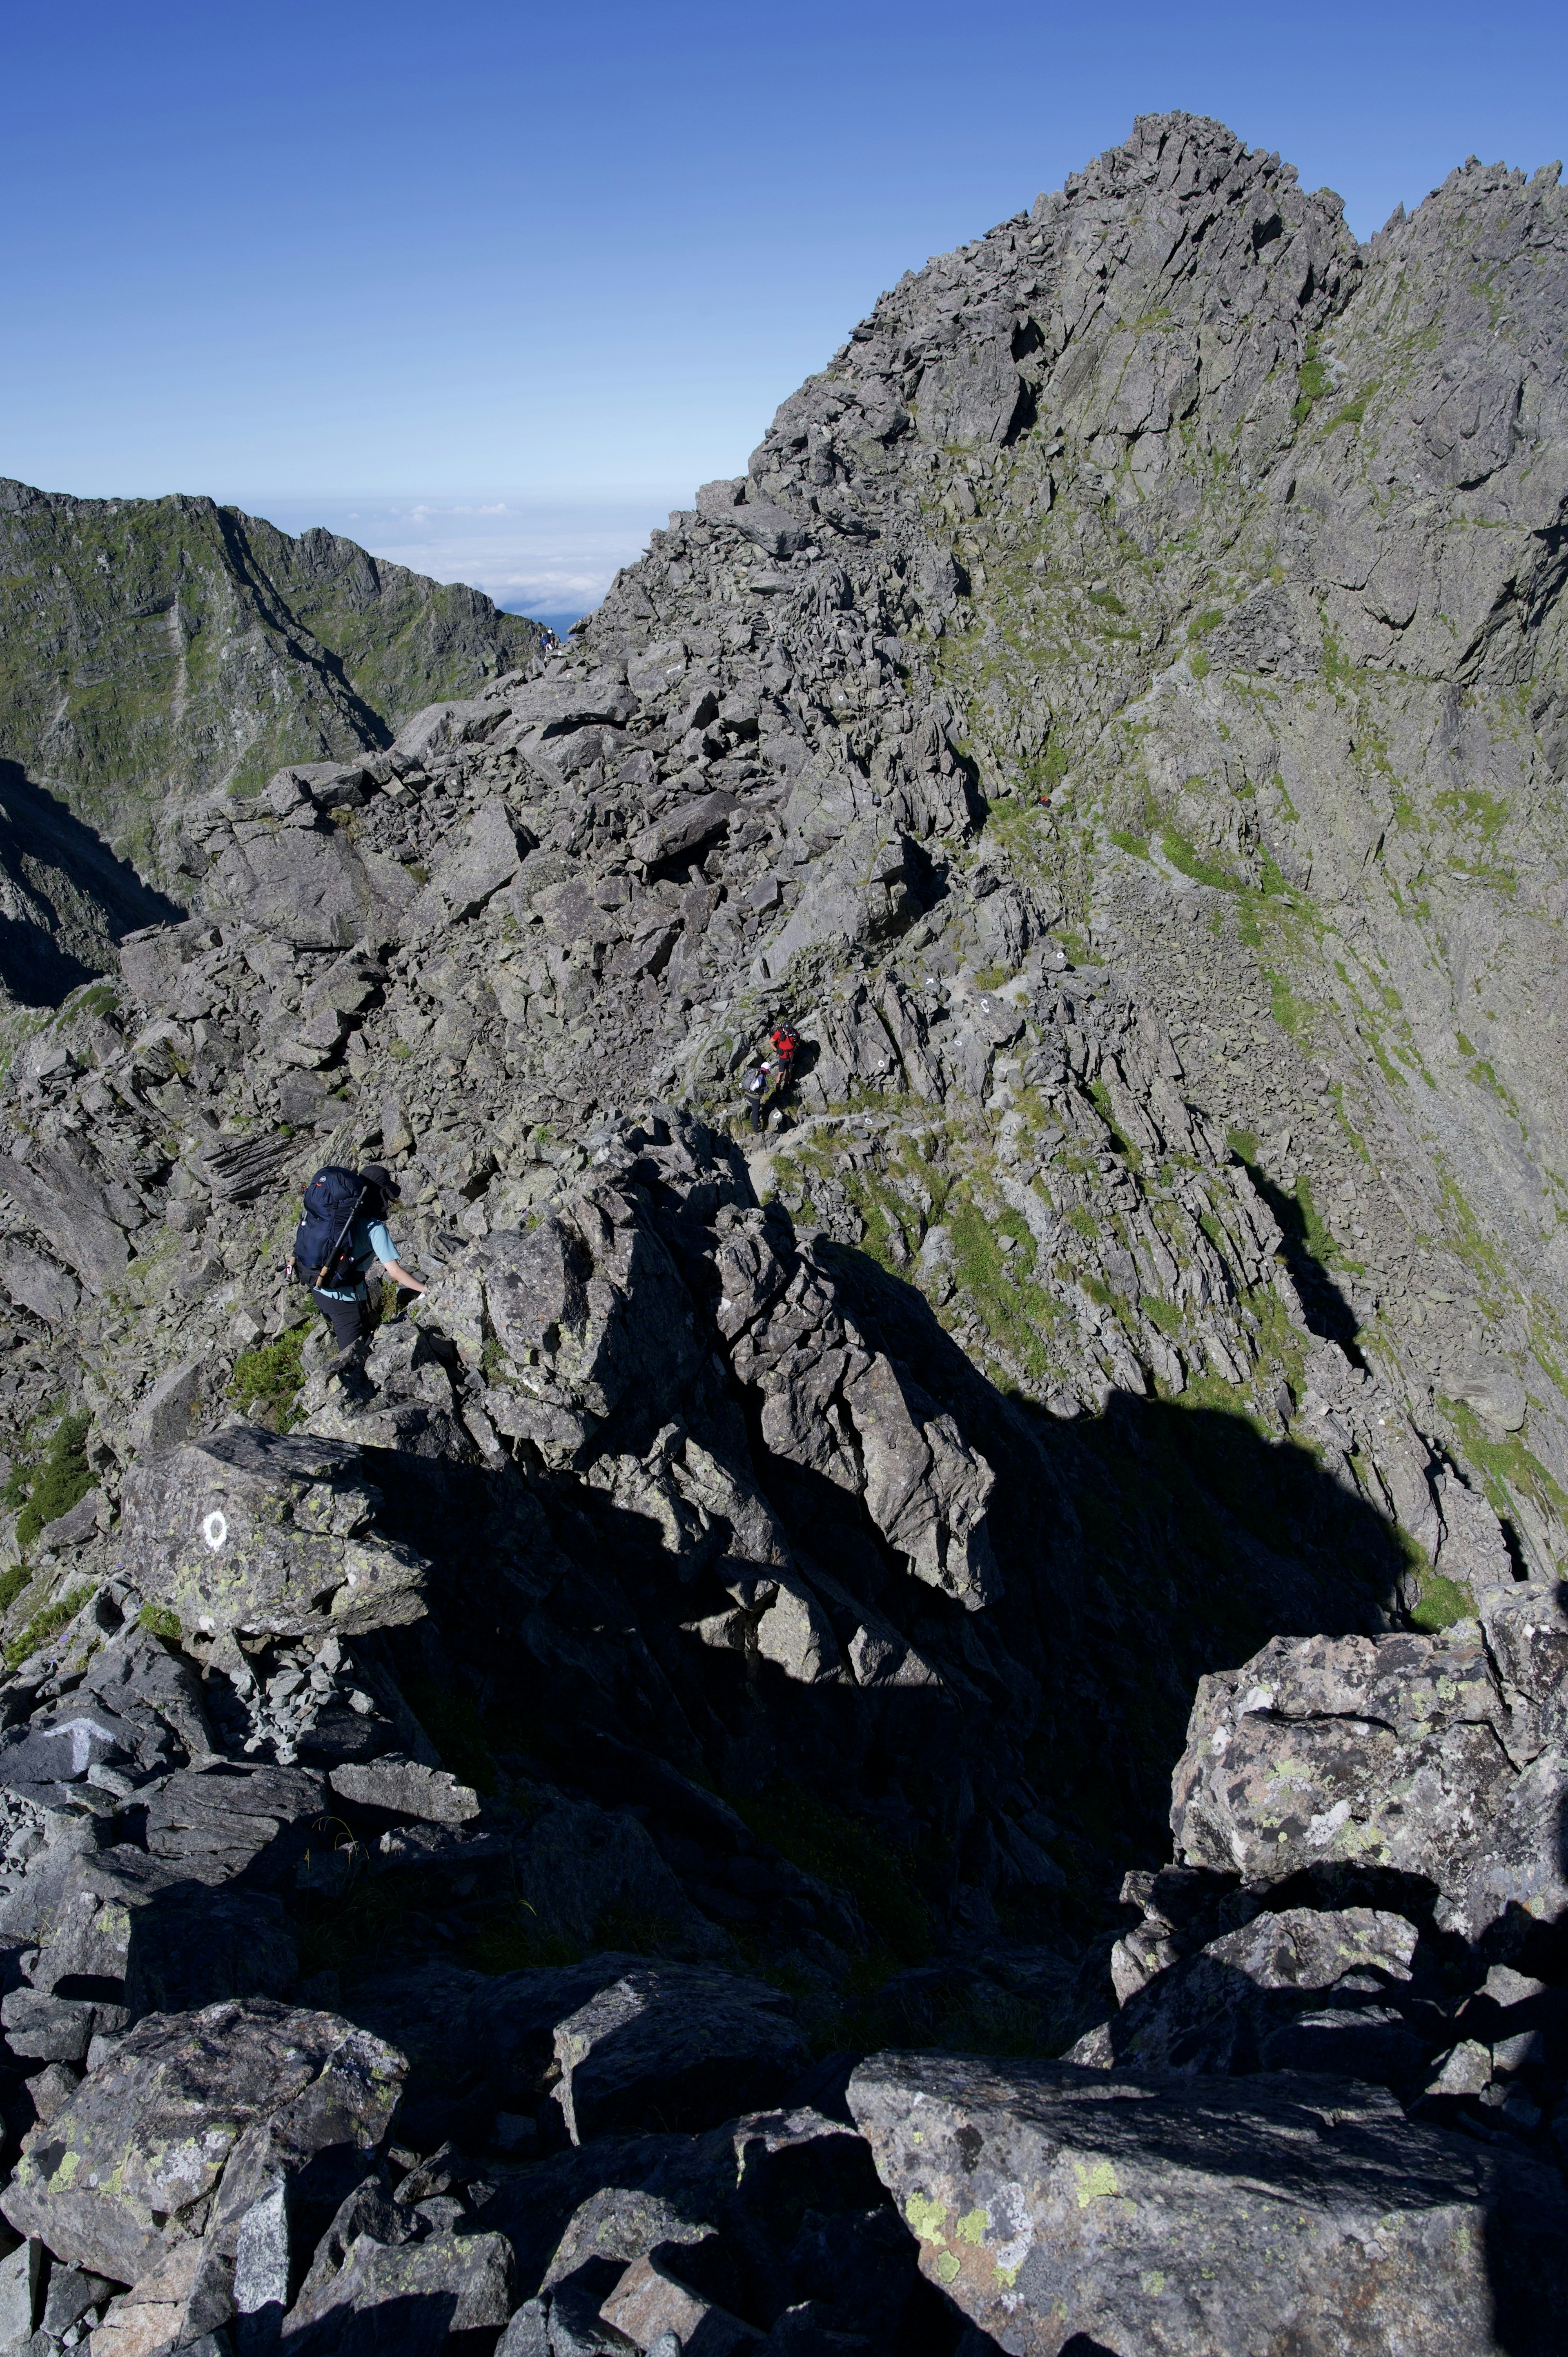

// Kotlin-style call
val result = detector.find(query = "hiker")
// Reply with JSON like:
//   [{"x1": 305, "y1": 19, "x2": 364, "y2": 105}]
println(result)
[
  {"x1": 766, "y1": 1021, "x2": 799, "y2": 1117},
  {"x1": 287, "y1": 1162, "x2": 425, "y2": 1355},
  {"x1": 742, "y1": 1061, "x2": 773, "y2": 1135}
]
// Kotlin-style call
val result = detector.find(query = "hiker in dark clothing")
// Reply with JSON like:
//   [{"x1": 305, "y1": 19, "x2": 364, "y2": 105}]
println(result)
[
  {"x1": 287, "y1": 1163, "x2": 425, "y2": 1354},
  {"x1": 743, "y1": 1062, "x2": 773, "y2": 1134}
]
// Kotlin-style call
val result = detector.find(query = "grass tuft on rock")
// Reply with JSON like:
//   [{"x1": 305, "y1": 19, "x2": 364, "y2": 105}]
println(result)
[
  {"x1": 12, "y1": 1411, "x2": 94, "y2": 1552},
  {"x1": 229, "y1": 1326, "x2": 310, "y2": 1430},
  {"x1": 5, "y1": 1583, "x2": 93, "y2": 1671}
]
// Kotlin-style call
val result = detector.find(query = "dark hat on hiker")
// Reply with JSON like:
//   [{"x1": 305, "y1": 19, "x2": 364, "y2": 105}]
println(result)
[{"x1": 359, "y1": 1163, "x2": 400, "y2": 1200}]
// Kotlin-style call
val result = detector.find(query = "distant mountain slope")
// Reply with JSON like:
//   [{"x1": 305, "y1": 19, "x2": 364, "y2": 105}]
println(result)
[{"x1": 0, "y1": 480, "x2": 552, "y2": 883}]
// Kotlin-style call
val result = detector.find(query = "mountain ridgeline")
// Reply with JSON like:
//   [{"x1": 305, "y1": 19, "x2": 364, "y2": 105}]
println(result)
[
  {"x1": 0, "y1": 114, "x2": 1566, "y2": 2356},
  {"x1": 0, "y1": 480, "x2": 552, "y2": 1004}
]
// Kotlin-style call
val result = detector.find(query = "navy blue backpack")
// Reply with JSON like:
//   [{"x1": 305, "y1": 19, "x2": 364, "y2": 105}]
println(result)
[{"x1": 293, "y1": 1167, "x2": 368, "y2": 1289}]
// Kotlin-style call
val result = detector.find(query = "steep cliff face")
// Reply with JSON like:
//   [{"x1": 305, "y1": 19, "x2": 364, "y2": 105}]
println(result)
[
  {"x1": 0, "y1": 111, "x2": 1566, "y2": 2357},
  {"x1": 0, "y1": 480, "x2": 552, "y2": 888}
]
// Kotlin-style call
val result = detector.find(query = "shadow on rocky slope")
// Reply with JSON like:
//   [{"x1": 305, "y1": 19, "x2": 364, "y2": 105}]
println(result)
[
  {"x1": 1239, "y1": 1158, "x2": 1363, "y2": 1358},
  {"x1": 0, "y1": 760, "x2": 183, "y2": 1006}
]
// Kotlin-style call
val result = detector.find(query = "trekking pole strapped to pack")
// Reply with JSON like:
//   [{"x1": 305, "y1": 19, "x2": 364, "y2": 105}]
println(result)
[{"x1": 293, "y1": 1167, "x2": 370, "y2": 1289}]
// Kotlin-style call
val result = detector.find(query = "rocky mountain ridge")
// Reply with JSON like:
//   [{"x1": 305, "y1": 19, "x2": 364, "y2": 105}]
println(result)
[
  {"x1": 0, "y1": 108, "x2": 1564, "y2": 2355},
  {"x1": 0, "y1": 482, "x2": 551, "y2": 1011}
]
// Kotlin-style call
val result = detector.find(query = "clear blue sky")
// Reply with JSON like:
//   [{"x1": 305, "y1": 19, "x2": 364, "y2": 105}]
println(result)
[{"x1": 4, "y1": 0, "x2": 1564, "y2": 627}]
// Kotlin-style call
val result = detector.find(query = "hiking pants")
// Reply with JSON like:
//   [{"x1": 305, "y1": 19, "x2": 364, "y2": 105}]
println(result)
[{"x1": 312, "y1": 1288, "x2": 373, "y2": 1354}]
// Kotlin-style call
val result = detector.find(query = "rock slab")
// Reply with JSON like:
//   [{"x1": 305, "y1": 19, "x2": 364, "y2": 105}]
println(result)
[{"x1": 848, "y1": 2052, "x2": 1568, "y2": 2356}]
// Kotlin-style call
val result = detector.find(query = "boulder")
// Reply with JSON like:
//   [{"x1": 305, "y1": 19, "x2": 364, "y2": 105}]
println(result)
[
  {"x1": 0, "y1": 1246, "x2": 79, "y2": 1322},
  {"x1": 762, "y1": 823, "x2": 918, "y2": 971},
  {"x1": 399, "y1": 796, "x2": 527, "y2": 941},
  {"x1": 1168, "y1": 1631, "x2": 1518, "y2": 1935},
  {"x1": 327, "y1": 1755, "x2": 480, "y2": 1824},
  {"x1": 126, "y1": 1351, "x2": 211, "y2": 1454},
  {"x1": 629, "y1": 793, "x2": 737, "y2": 872},
  {"x1": 552, "y1": 1965, "x2": 811, "y2": 2144},
  {"x1": 116, "y1": 1426, "x2": 430, "y2": 1652},
  {"x1": 434, "y1": 1190, "x2": 705, "y2": 1467},
  {"x1": 2, "y1": 1999, "x2": 405, "y2": 2285},
  {"x1": 278, "y1": 2227, "x2": 516, "y2": 2355},
  {"x1": 390, "y1": 698, "x2": 503, "y2": 766},
  {"x1": 144, "y1": 1760, "x2": 327, "y2": 1885},
  {"x1": 849, "y1": 2053, "x2": 1568, "y2": 2356},
  {"x1": 600, "y1": 2248, "x2": 759, "y2": 2357},
  {"x1": 201, "y1": 823, "x2": 405, "y2": 950},
  {"x1": 1068, "y1": 1907, "x2": 1426, "y2": 2081}
]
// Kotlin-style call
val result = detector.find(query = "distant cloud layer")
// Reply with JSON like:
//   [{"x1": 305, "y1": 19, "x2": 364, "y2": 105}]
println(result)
[{"x1": 234, "y1": 493, "x2": 687, "y2": 629}]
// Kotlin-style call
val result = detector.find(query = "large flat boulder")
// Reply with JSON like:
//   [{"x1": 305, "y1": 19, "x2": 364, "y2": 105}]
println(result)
[
  {"x1": 849, "y1": 2053, "x2": 1568, "y2": 2356},
  {"x1": 200, "y1": 821, "x2": 409, "y2": 949},
  {"x1": 0, "y1": 1143, "x2": 131, "y2": 1292},
  {"x1": 116, "y1": 1426, "x2": 430, "y2": 1652},
  {"x1": 398, "y1": 794, "x2": 527, "y2": 941}
]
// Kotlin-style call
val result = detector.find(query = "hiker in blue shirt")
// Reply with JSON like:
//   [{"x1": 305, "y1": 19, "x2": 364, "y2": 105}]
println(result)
[{"x1": 288, "y1": 1163, "x2": 425, "y2": 1355}]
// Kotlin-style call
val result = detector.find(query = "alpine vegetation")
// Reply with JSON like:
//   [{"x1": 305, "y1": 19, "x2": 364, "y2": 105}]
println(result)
[{"x1": 0, "y1": 111, "x2": 1565, "y2": 2356}]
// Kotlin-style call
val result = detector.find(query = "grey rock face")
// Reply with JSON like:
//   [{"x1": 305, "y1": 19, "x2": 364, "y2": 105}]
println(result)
[
  {"x1": 552, "y1": 1965, "x2": 811, "y2": 2144},
  {"x1": 117, "y1": 1426, "x2": 430, "y2": 1652},
  {"x1": 1, "y1": 1998, "x2": 404, "y2": 2283},
  {"x1": 4, "y1": 111, "x2": 1568, "y2": 2357},
  {"x1": 849, "y1": 2052, "x2": 1568, "y2": 2355},
  {"x1": 1169, "y1": 1630, "x2": 1523, "y2": 1935},
  {"x1": 327, "y1": 1754, "x2": 479, "y2": 1823}
]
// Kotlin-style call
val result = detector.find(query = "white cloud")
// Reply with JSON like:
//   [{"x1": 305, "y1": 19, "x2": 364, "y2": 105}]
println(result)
[{"x1": 232, "y1": 490, "x2": 684, "y2": 621}]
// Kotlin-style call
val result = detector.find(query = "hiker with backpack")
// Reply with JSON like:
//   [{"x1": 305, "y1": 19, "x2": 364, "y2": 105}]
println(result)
[
  {"x1": 739, "y1": 1022, "x2": 801, "y2": 1136},
  {"x1": 287, "y1": 1162, "x2": 425, "y2": 1354},
  {"x1": 742, "y1": 1061, "x2": 773, "y2": 1135},
  {"x1": 766, "y1": 1021, "x2": 798, "y2": 1117}
]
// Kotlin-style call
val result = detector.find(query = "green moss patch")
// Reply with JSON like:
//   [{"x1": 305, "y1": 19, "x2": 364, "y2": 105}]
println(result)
[{"x1": 1409, "y1": 1572, "x2": 1474, "y2": 1632}]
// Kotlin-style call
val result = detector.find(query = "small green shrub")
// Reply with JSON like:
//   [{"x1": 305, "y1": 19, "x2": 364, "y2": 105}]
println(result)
[
  {"x1": 6, "y1": 1583, "x2": 92, "y2": 1670},
  {"x1": 1292, "y1": 338, "x2": 1329, "y2": 426},
  {"x1": 15, "y1": 1412, "x2": 94, "y2": 1550},
  {"x1": 0, "y1": 1564, "x2": 29, "y2": 1617},
  {"x1": 138, "y1": 1602, "x2": 182, "y2": 1641},
  {"x1": 229, "y1": 1326, "x2": 309, "y2": 1430}
]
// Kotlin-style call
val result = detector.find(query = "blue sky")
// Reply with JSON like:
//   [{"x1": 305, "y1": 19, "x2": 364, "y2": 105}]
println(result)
[{"x1": 4, "y1": 0, "x2": 1564, "y2": 630}]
